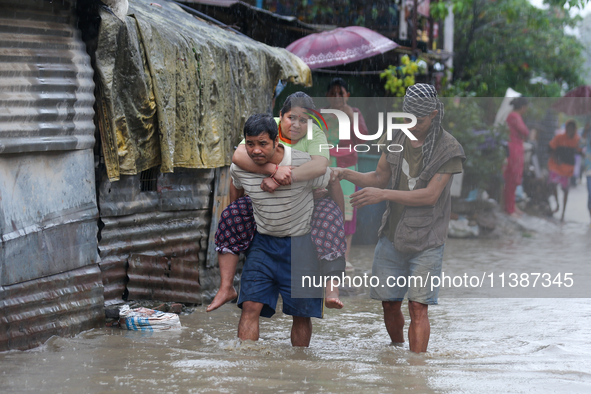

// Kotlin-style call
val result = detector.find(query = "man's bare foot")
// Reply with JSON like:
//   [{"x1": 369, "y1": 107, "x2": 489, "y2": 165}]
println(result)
[
  {"x1": 206, "y1": 286, "x2": 237, "y2": 312},
  {"x1": 325, "y1": 285, "x2": 343, "y2": 309},
  {"x1": 389, "y1": 341, "x2": 405, "y2": 347},
  {"x1": 509, "y1": 212, "x2": 522, "y2": 218}
]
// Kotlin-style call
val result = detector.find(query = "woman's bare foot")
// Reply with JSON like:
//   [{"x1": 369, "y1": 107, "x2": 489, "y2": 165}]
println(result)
[
  {"x1": 325, "y1": 281, "x2": 343, "y2": 309},
  {"x1": 509, "y1": 212, "x2": 522, "y2": 218},
  {"x1": 325, "y1": 296, "x2": 344, "y2": 309},
  {"x1": 206, "y1": 286, "x2": 237, "y2": 312}
]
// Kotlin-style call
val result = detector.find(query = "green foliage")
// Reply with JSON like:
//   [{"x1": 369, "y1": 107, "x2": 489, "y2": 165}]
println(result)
[
  {"x1": 431, "y1": 1, "x2": 451, "y2": 20},
  {"x1": 434, "y1": 0, "x2": 586, "y2": 97},
  {"x1": 380, "y1": 55, "x2": 423, "y2": 97},
  {"x1": 441, "y1": 78, "x2": 478, "y2": 97},
  {"x1": 431, "y1": 0, "x2": 590, "y2": 20},
  {"x1": 431, "y1": 0, "x2": 470, "y2": 20},
  {"x1": 544, "y1": 0, "x2": 588, "y2": 8}
]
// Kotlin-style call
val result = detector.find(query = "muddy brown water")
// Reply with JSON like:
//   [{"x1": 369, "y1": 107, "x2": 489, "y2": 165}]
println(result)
[{"x1": 2, "y1": 187, "x2": 591, "y2": 393}]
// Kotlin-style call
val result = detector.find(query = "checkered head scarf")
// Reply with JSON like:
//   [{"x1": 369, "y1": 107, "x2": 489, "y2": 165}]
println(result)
[{"x1": 402, "y1": 83, "x2": 444, "y2": 168}]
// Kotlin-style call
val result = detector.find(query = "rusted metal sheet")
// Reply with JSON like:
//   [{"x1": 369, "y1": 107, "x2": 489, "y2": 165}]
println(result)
[
  {"x1": 98, "y1": 168, "x2": 214, "y2": 217},
  {"x1": 99, "y1": 208, "x2": 211, "y2": 303},
  {"x1": 97, "y1": 166, "x2": 214, "y2": 303},
  {"x1": 0, "y1": 264, "x2": 104, "y2": 352},
  {"x1": 0, "y1": 150, "x2": 99, "y2": 286},
  {"x1": 126, "y1": 254, "x2": 200, "y2": 303},
  {"x1": 99, "y1": 254, "x2": 129, "y2": 304},
  {"x1": 0, "y1": 0, "x2": 98, "y2": 286},
  {"x1": 0, "y1": 0, "x2": 95, "y2": 155},
  {"x1": 0, "y1": 0, "x2": 100, "y2": 351}
]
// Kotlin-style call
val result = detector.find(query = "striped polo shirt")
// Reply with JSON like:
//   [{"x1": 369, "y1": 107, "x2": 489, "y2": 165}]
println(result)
[{"x1": 230, "y1": 145, "x2": 330, "y2": 237}]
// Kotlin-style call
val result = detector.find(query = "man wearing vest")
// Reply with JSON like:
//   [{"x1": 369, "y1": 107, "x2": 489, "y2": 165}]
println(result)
[{"x1": 332, "y1": 84, "x2": 465, "y2": 352}]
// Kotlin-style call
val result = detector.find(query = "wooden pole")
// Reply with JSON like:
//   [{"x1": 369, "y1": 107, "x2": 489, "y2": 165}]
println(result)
[
  {"x1": 428, "y1": 17, "x2": 434, "y2": 50},
  {"x1": 412, "y1": 0, "x2": 418, "y2": 52}
]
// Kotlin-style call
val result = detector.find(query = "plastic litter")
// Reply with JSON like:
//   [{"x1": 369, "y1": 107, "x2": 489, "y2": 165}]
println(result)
[
  {"x1": 119, "y1": 305, "x2": 182, "y2": 331},
  {"x1": 448, "y1": 217, "x2": 480, "y2": 238}
]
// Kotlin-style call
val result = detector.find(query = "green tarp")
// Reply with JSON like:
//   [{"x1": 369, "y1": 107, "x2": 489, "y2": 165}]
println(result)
[{"x1": 94, "y1": 0, "x2": 311, "y2": 181}]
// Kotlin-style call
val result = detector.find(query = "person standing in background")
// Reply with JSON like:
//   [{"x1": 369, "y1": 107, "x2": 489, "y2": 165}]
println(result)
[
  {"x1": 547, "y1": 120, "x2": 582, "y2": 222},
  {"x1": 324, "y1": 78, "x2": 369, "y2": 270},
  {"x1": 503, "y1": 97, "x2": 530, "y2": 218},
  {"x1": 583, "y1": 123, "x2": 591, "y2": 224}
]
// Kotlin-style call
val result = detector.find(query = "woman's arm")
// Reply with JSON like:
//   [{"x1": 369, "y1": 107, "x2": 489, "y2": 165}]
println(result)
[
  {"x1": 292, "y1": 155, "x2": 329, "y2": 182},
  {"x1": 233, "y1": 144, "x2": 291, "y2": 185},
  {"x1": 233, "y1": 141, "x2": 328, "y2": 184},
  {"x1": 232, "y1": 145, "x2": 276, "y2": 175},
  {"x1": 507, "y1": 112, "x2": 529, "y2": 140}
]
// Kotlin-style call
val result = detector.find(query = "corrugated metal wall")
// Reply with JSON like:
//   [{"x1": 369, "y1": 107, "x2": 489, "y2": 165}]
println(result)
[
  {"x1": 127, "y1": 254, "x2": 200, "y2": 303},
  {"x1": 0, "y1": 0, "x2": 103, "y2": 351},
  {"x1": 0, "y1": 0, "x2": 96, "y2": 154},
  {"x1": 97, "y1": 168, "x2": 215, "y2": 304},
  {"x1": 0, "y1": 265, "x2": 104, "y2": 351}
]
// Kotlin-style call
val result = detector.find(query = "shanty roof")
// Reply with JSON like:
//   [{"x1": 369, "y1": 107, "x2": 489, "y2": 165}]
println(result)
[{"x1": 94, "y1": 0, "x2": 311, "y2": 181}]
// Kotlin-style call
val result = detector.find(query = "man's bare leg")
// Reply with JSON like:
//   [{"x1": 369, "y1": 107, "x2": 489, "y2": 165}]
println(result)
[
  {"x1": 237, "y1": 301, "x2": 264, "y2": 341},
  {"x1": 325, "y1": 278, "x2": 343, "y2": 309},
  {"x1": 561, "y1": 189, "x2": 569, "y2": 222},
  {"x1": 207, "y1": 253, "x2": 239, "y2": 312},
  {"x1": 382, "y1": 301, "x2": 404, "y2": 344},
  {"x1": 291, "y1": 316, "x2": 312, "y2": 347},
  {"x1": 408, "y1": 301, "x2": 430, "y2": 353},
  {"x1": 552, "y1": 186, "x2": 560, "y2": 214}
]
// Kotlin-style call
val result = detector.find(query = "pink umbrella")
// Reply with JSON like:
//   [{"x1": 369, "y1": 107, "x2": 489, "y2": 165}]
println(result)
[
  {"x1": 286, "y1": 26, "x2": 399, "y2": 69},
  {"x1": 552, "y1": 85, "x2": 591, "y2": 116}
]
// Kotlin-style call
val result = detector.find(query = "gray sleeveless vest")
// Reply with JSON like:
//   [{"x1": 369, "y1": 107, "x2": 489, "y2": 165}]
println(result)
[{"x1": 378, "y1": 128, "x2": 465, "y2": 253}]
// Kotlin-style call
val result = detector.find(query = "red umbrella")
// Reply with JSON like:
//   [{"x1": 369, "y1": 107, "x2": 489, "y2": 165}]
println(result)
[
  {"x1": 551, "y1": 85, "x2": 591, "y2": 116},
  {"x1": 286, "y1": 26, "x2": 399, "y2": 69}
]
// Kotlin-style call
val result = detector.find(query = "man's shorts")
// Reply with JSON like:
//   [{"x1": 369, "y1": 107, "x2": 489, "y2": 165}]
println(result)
[
  {"x1": 214, "y1": 196, "x2": 346, "y2": 269},
  {"x1": 548, "y1": 170, "x2": 570, "y2": 191},
  {"x1": 237, "y1": 232, "x2": 324, "y2": 318},
  {"x1": 370, "y1": 237, "x2": 444, "y2": 305}
]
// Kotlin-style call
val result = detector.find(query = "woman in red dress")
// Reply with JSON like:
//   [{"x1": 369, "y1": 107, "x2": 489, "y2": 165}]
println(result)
[{"x1": 503, "y1": 97, "x2": 529, "y2": 217}]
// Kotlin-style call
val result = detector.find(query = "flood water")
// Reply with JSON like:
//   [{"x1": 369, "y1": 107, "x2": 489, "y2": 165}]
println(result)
[{"x1": 1, "y1": 186, "x2": 591, "y2": 393}]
